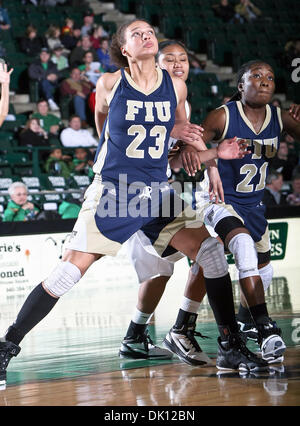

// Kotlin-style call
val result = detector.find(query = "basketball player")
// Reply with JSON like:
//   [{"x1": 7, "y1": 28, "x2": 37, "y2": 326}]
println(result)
[
  {"x1": 0, "y1": 60, "x2": 13, "y2": 127},
  {"x1": 119, "y1": 47, "x2": 286, "y2": 367},
  {"x1": 0, "y1": 20, "x2": 266, "y2": 389},
  {"x1": 173, "y1": 60, "x2": 300, "y2": 363}
]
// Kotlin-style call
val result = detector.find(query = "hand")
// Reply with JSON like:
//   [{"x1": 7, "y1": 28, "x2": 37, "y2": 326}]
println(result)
[
  {"x1": 47, "y1": 73, "x2": 58, "y2": 82},
  {"x1": 180, "y1": 145, "x2": 202, "y2": 176},
  {"x1": 22, "y1": 202, "x2": 34, "y2": 210},
  {"x1": 0, "y1": 62, "x2": 13, "y2": 84},
  {"x1": 289, "y1": 104, "x2": 300, "y2": 122},
  {"x1": 49, "y1": 124, "x2": 59, "y2": 134},
  {"x1": 217, "y1": 137, "x2": 251, "y2": 160},
  {"x1": 207, "y1": 166, "x2": 224, "y2": 203}
]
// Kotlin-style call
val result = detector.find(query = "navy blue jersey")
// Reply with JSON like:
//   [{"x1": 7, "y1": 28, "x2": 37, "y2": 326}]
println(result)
[
  {"x1": 217, "y1": 100, "x2": 282, "y2": 206},
  {"x1": 93, "y1": 67, "x2": 178, "y2": 187}
]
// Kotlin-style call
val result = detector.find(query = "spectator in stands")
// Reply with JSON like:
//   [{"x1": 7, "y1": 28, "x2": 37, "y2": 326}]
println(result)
[
  {"x1": 28, "y1": 48, "x2": 60, "y2": 111},
  {"x1": 269, "y1": 140, "x2": 299, "y2": 181},
  {"x1": 189, "y1": 53, "x2": 207, "y2": 75},
  {"x1": 286, "y1": 175, "x2": 300, "y2": 206},
  {"x1": 78, "y1": 51, "x2": 105, "y2": 86},
  {"x1": 89, "y1": 25, "x2": 109, "y2": 50},
  {"x1": 31, "y1": 99, "x2": 63, "y2": 137},
  {"x1": 212, "y1": 0, "x2": 235, "y2": 23},
  {"x1": 3, "y1": 182, "x2": 39, "y2": 222},
  {"x1": 19, "y1": 118, "x2": 49, "y2": 161},
  {"x1": 262, "y1": 170, "x2": 287, "y2": 207},
  {"x1": 0, "y1": 60, "x2": 12, "y2": 128},
  {"x1": 51, "y1": 43, "x2": 69, "y2": 71},
  {"x1": 60, "y1": 67, "x2": 93, "y2": 126},
  {"x1": 96, "y1": 38, "x2": 118, "y2": 72},
  {"x1": 0, "y1": 1, "x2": 11, "y2": 32},
  {"x1": 61, "y1": 17, "x2": 74, "y2": 37},
  {"x1": 20, "y1": 25, "x2": 46, "y2": 57},
  {"x1": 81, "y1": 11, "x2": 94, "y2": 37},
  {"x1": 71, "y1": 147, "x2": 94, "y2": 178},
  {"x1": 69, "y1": 35, "x2": 98, "y2": 68},
  {"x1": 235, "y1": 0, "x2": 262, "y2": 23},
  {"x1": 45, "y1": 25, "x2": 63, "y2": 52},
  {"x1": 44, "y1": 147, "x2": 74, "y2": 178},
  {"x1": 60, "y1": 115, "x2": 98, "y2": 148}
]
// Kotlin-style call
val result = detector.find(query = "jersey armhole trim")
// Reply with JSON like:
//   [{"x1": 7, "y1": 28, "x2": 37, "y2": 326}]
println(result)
[
  {"x1": 276, "y1": 106, "x2": 283, "y2": 132},
  {"x1": 106, "y1": 76, "x2": 122, "y2": 106}
]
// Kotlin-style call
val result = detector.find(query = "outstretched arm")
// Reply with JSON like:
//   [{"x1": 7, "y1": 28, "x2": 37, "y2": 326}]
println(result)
[{"x1": 0, "y1": 62, "x2": 13, "y2": 128}]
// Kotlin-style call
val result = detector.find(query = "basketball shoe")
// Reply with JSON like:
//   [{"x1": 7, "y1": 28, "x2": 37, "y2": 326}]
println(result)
[
  {"x1": 216, "y1": 332, "x2": 269, "y2": 372},
  {"x1": 163, "y1": 324, "x2": 213, "y2": 366},
  {"x1": 257, "y1": 320, "x2": 286, "y2": 364},
  {"x1": 119, "y1": 330, "x2": 173, "y2": 360},
  {"x1": 0, "y1": 339, "x2": 21, "y2": 388}
]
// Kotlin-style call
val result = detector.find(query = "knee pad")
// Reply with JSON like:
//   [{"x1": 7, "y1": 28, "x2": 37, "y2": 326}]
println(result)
[
  {"x1": 259, "y1": 263, "x2": 273, "y2": 291},
  {"x1": 195, "y1": 237, "x2": 228, "y2": 279},
  {"x1": 228, "y1": 233, "x2": 259, "y2": 279},
  {"x1": 43, "y1": 261, "x2": 82, "y2": 297}
]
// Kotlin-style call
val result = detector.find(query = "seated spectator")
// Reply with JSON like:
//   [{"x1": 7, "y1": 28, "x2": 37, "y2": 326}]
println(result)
[
  {"x1": 212, "y1": 0, "x2": 235, "y2": 23},
  {"x1": 89, "y1": 25, "x2": 109, "y2": 50},
  {"x1": 20, "y1": 25, "x2": 46, "y2": 57},
  {"x1": 0, "y1": 1, "x2": 11, "y2": 32},
  {"x1": 61, "y1": 17, "x2": 74, "y2": 37},
  {"x1": 262, "y1": 170, "x2": 287, "y2": 207},
  {"x1": 60, "y1": 20, "x2": 81, "y2": 51},
  {"x1": 19, "y1": 118, "x2": 49, "y2": 160},
  {"x1": 45, "y1": 25, "x2": 63, "y2": 52},
  {"x1": 60, "y1": 115, "x2": 98, "y2": 148},
  {"x1": 235, "y1": 0, "x2": 261, "y2": 23},
  {"x1": 51, "y1": 43, "x2": 69, "y2": 71},
  {"x1": 78, "y1": 51, "x2": 105, "y2": 86},
  {"x1": 269, "y1": 141, "x2": 299, "y2": 181},
  {"x1": 96, "y1": 38, "x2": 118, "y2": 72},
  {"x1": 72, "y1": 147, "x2": 94, "y2": 178},
  {"x1": 31, "y1": 99, "x2": 63, "y2": 137},
  {"x1": 19, "y1": 118, "x2": 49, "y2": 148},
  {"x1": 60, "y1": 67, "x2": 93, "y2": 126},
  {"x1": 286, "y1": 175, "x2": 300, "y2": 206},
  {"x1": 28, "y1": 48, "x2": 60, "y2": 111},
  {"x1": 81, "y1": 11, "x2": 94, "y2": 37},
  {"x1": 69, "y1": 35, "x2": 98, "y2": 68},
  {"x1": 44, "y1": 147, "x2": 74, "y2": 178},
  {"x1": 3, "y1": 182, "x2": 39, "y2": 222}
]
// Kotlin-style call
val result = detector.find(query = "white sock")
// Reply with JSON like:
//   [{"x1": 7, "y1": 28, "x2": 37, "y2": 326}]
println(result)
[
  {"x1": 132, "y1": 308, "x2": 153, "y2": 325},
  {"x1": 181, "y1": 296, "x2": 201, "y2": 314}
]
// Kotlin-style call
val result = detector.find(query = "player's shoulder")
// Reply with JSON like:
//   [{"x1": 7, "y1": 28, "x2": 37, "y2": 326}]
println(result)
[{"x1": 97, "y1": 70, "x2": 122, "y2": 92}]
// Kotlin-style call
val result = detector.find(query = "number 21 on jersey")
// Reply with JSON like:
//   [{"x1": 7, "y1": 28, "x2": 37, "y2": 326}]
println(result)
[{"x1": 236, "y1": 137, "x2": 278, "y2": 193}]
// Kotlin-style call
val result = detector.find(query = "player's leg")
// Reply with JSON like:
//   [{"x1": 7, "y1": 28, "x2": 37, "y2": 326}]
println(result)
[
  {"x1": 164, "y1": 264, "x2": 212, "y2": 366},
  {"x1": 169, "y1": 225, "x2": 268, "y2": 372},
  {"x1": 0, "y1": 249, "x2": 102, "y2": 388},
  {"x1": 213, "y1": 208, "x2": 285, "y2": 364},
  {"x1": 120, "y1": 232, "x2": 174, "y2": 359}
]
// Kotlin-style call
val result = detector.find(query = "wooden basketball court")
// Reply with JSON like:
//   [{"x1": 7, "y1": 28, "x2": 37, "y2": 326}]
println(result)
[{"x1": 0, "y1": 247, "x2": 300, "y2": 407}]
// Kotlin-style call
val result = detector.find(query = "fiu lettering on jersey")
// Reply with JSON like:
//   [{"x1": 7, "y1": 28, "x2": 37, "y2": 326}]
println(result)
[
  {"x1": 217, "y1": 100, "x2": 282, "y2": 205},
  {"x1": 93, "y1": 67, "x2": 178, "y2": 186}
]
